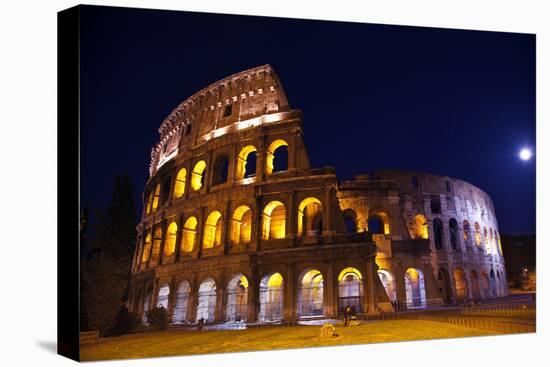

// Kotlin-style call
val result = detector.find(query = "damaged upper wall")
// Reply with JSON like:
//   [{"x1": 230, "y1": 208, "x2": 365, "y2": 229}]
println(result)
[{"x1": 150, "y1": 65, "x2": 291, "y2": 175}]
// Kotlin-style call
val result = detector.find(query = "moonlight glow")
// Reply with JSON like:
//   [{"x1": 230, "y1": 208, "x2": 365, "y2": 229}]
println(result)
[{"x1": 519, "y1": 148, "x2": 532, "y2": 161}]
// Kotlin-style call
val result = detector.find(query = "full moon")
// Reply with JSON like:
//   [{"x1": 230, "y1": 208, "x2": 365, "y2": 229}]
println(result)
[{"x1": 519, "y1": 148, "x2": 532, "y2": 161}]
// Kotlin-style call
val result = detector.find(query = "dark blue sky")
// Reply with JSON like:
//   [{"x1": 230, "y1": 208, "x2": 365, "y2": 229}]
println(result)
[{"x1": 80, "y1": 5, "x2": 535, "y2": 234}]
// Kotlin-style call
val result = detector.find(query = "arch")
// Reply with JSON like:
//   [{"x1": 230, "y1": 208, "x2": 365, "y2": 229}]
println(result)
[
  {"x1": 230, "y1": 206, "x2": 252, "y2": 244},
  {"x1": 449, "y1": 218, "x2": 459, "y2": 251},
  {"x1": 377, "y1": 269, "x2": 397, "y2": 302},
  {"x1": 297, "y1": 269, "x2": 324, "y2": 317},
  {"x1": 181, "y1": 216, "x2": 197, "y2": 253},
  {"x1": 437, "y1": 267, "x2": 452, "y2": 303},
  {"x1": 337, "y1": 267, "x2": 364, "y2": 314},
  {"x1": 489, "y1": 228, "x2": 495, "y2": 254},
  {"x1": 203, "y1": 211, "x2": 222, "y2": 249},
  {"x1": 483, "y1": 227, "x2": 490, "y2": 253},
  {"x1": 368, "y1": 211, "x2": 390, "y2": 235},
  {"x1": 453, "y1": 267, "x2": 468, "y2": 301},
  {"x1": 469, "y1": 270, "x2": 481, "y2": 299},
  {"x1": 496, "y1": 231, "x2": 502, "y2": 255},
  {"x1": 259, "y1": 272, "x2": 284, "y2": 322},
  {"x1": 156, "y1": 284, "x2": 170, "y2": 309},
  {"x1": 297, "y1": 197, "x2": 323, "y2": 236},
  {"x1": 226, "y1": 274, "x2": 249, "y2": 322},
  {"x1": 142, "y1": 286, "x2": 153, "y2": 323},
  {"x1": 266, "y1": 139, "x2": 288, "y2": 175},
  {"x1": 172, "y1": 281, "x2": 190, "y2": 324},
  {"x1": 152, "y1": 183, "x2": 160, "y2": 212},
  {"x1": 343, "y1": 209, "x2": 358, "y2": 233},
  {"x1": 262, "y1": 201, "x2": 286, "y2": 240},
  {"x1": 489, "y1": 268, "x2": 497, "y2": 297},
  {"x1": 212, "y1": 153, "x2": 229, "y2": 186},
  {"x1": 480, "y1": 270, "x2": 491, "y2": 298},
  {"x1": 405, "y1": 268, "x2": 427, "y2": 309},
  {"x1": 191, "y1": 160, "x2": 206, "y2": 191},
  {"x1": 433, "y1": 218, "x2": 443, "y2": 250},
  {"x1": 161, "y1": 176, "x2": 172, "y2": 205},
  {"x1": 474, "y1": 222, "x2": 482, "y2": 246},
  {"x1": 413, "y1": 214, "x2": 428, "y2": 239},
  {"x1": 430, "y1": 196, "x2": 441, "y2": 214},
  {"x1": 141, "y1": 232, "x2": 152, "y2": 263},
  {"x1": 235, "y1": 145, "x2": 257, "y2": 180},
  {"x1": 173, "y1": 168, "x2": 187, "y2": 199},
  {"x1": 462, "y1": 220, "x2": 471, "y2": 248},
  {"x1": 146, "y1": 191, "x2": 153, "y2": 215},
  {"x1": 196, "y1": 278, "x2": 217, "y2": 322},
  {"x1": 163, "y1": 222, "x2": 178, "y2": 256},
  {"x1": 150, "y1": 226, "x2": 162, "y2": 263}
]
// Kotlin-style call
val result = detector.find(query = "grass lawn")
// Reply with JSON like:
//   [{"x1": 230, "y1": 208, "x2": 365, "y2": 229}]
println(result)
[{"x1": 81, "y1": 319, "x2": 505, "y2": 361}]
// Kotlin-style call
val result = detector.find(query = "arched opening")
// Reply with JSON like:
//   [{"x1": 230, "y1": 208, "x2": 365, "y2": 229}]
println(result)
[
  {"x1": 430, "y1": 196, "x2": 441, "y2": 214},
  {"x1": 161, "y1": 176, "x2": 171, "y2": 205},
  {"x1": 368, "y1": 211, "x2": 390, "y2": 234},
  {"x1": 454, "y1": 268, "x2": 468, "y2": 301},
  {"x1": 212, "y1": 154, "x2": 229, "y2": 186},
  {"x1": 297, "y1": 269, "x2": 324, "y2": 317},
  {"x1": 230, "y1": 206, "x2": 252, "y2": 244},
  {"x1": 156, "y1": 284, "x2": 170, "y2": 309},
  {"x1": 480, "y1": 270, "x2": 491, "y2": 298},
  {"x1": 489, "y1": 269, "x2": 497, "y2": 297},
  {"x1": 173, "y1": 168, "x2": 187, "y2": 199},
  {"x1": 413, "y1": 214, "x2": 428, "y2": 239},
  {"x1": 150, "y1": 226, "x2": 162, "y2": 263},
  {"x1": 181, "y1": 216, "x2": 197, "y2": 253},
  {"x1": 191, "y1": 160, "x2": 206, "y2": 191},
  {"x1": 449, "y1": 218, "x2": 459, "y2": 251},
  {"x1": 163, "y1": 222, "x2": 178, "y2": 256},
  {"x1": 226, "y1": 275, "x2": 249, "y2": 322},
  {"x1": 489, "y1": 229, "x2": 495, "y2": 255},
  {"x1": 259, "y1": 273, "x2": 284, "y2": 322},
  {"x1": 484, "y1": 227, "x2": 490, "y2": 254},
  {"x1": 142, "y1": 286, "x2": 153, "y2": 323},
  {"x1": 141, "y1": 232, "x2": 152, "y2": 263},
  {"x1": 337, "y1": 267, "x2": 364, "y2": 314},
  {"x1": 463, "y1": 220, "x2": 471, "y2": 249},
  {"x1": 196, "y1": 278, "x2": 217, "y2": 322},
  {"x1": 496, "y1": 232, "x2": 503, "y2": 255},
  {"x1": 433, "y1": 218, "x2": 443, "y2": 250},
  {"x1": 203, "y1": 211, "x2": 222, "y2": 249},
  {"x1": 405, "y1": 268, "x2": 427, "y2": 309},
  {"x1": 470, "y1": 270, "x2": 481, "y2": 299},
  {"x1": 343, "y1": 209, "x2": 358, "y2": 233},
  {"x1": 377, "y1": 269, "x2": 397, "y2": 302},
  {"x1": 172, "y1": 281, "x2": 190, "y2": 324},
  {"x1": 437, "y1": 268, "x2": 452, "y2": 303},
  {"x1": 262, "y1": 201, "x2": 286, "y2": 239},
  {"x1": 266, "y1": 139, "x2": 288, "y2": 175},
  {"x1": 146, "y1": 191, "x2": 153, "y2": 215},
  {"x1": 474, "y1": 222, "x2": 482, "y2": 246},
  {"x1": 297, "y1": 197, "x2": 323, "y2": 236},
  {"x1": 235, "y1": 145, "x2": 257, "y2": 180},
  {"x1": 152, "y1": 183, "x2": 160, "y2": 212}
]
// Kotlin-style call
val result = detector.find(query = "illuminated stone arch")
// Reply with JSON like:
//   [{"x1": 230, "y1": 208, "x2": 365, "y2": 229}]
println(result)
[
  {"x1": 191, "y1": 160, "x2": 206, "y2": 191},
  {"x1": 181, "y1": 216, "x2": 198, "y2": 253},
  {"x1": 150, "y1": 226, "x2": 163, "y2": 263},
  {"x1": 230, "y1": 205, "x2": 252, "y2": 244},
  {"x1": 462, "y1": 220, "x2": 471, "y2": 248},
  {"x1": 432, "y1": 218, "x2": 443, "y2": 250},
  {"x1": 343, "y1": 208, "x2": 358, "y2": 233},
  {"x1": 480, "y1": 270, "x2": 491, "y2": 298},
  {"x1": 163, "y1": 222, "x2": 178, "y2": 256},
  {"x1": 297, "y1": 197, "x2": 323, "y2": 236},
  {"x1": 196, "y1": 278, "x2": 217, "y2": 322},
  {"x1": 377, "y1": 269, "x2": 397, "y2": 302},
  {"x1": 337, "y1": 267, "x2": 364, "y2": 314},
  {"x1": 225, "y1": 274, "x2": 249, "y2": 322},
  {"x1": 145, "y1": 191, "x2": 153, "y2": 214},
  {"x1": 265, "y1": 139, "x2": 288, "y2": 176},
  {"x1": 368, "y1": 211, "x2": 390, "y2": 235},
  {"x1": 405, "y1": 268, "x2": 427, "y2": 309},
  {"x1": 203, "y1": 211, "x2": 223, "y2": 249},
  {"x1": 156, "y1": 283, "x2": 170, "y2": 309},
  {"x1": 297, "y1": 269, "x2": 324, "y2": 317},
  {"x1": 483, "y1": 227, "x2": 490, "y2": 253},
  {"x1": 449, "y1": 218, "x2": 459, "y2": 251},
  {"x1": 141, "y1": 232, "x2": 152, "y2": 263},
  {"x1": 173, "y1": 168, "x2": 187, "y2": 199},
  {"x1": 413, "y1": 214, "x2": 428, "y2": 239},
  {"x1": 259, "y1": 272, "x2": 284, "y2": 322},
  {"x1": 262, "y1": 201, "x2": 286, "y2": 240},
  {"x1": 211, "y1": 153, "x2": 229, "y2": 186},
  {"x1": 235, "y1": 145, "x2": 257, "y2": 180},
  {"x1": 469, "y1": 270, "x2": 481, "y2": 299},
  {"x1": 142, "y1": 285, "x2": 153, "y2": 323},
  {"x1": 453, "y1": 267, "x2": 468, "y2": 301},
  {"x1": 172, "y1": 280, "x2": 191, "y2": 324},
  {"x1": 474, "y1": 222, "x2": 482, "y2": 246},
  {"x1": 151, "y1": 183, "x2": 160, "y2": 212}
]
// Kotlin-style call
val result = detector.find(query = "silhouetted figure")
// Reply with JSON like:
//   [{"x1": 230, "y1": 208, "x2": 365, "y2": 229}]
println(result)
[{"x1": 197, "y1": 317, "x2": 205, "y2": 331}]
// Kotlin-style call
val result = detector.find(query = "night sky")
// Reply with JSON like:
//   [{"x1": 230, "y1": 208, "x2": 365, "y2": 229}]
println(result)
[{"x1": 80, "y1": 5, "x2": 535, "y2": 235}]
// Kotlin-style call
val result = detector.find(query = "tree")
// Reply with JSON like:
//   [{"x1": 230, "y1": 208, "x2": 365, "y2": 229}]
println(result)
[{"x1": 82, "y1": 173, "x2": 137, "y2": 335}]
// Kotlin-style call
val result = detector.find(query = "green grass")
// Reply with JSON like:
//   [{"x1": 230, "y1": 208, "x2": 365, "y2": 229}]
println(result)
[{"x1": 81, "y1": 320, "x2": 504, "y2": 361}]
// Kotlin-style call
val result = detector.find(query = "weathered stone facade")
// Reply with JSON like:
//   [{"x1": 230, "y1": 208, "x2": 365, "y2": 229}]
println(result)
[{"x1": 128, "y1": 65, "x2": 507, "y2": 325}]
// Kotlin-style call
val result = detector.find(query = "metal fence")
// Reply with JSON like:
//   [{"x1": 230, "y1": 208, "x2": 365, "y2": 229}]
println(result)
[
  {"x1": 415, "y1": 314, "x2": 535, "y2": 334},
  {"x1": 459, "y1": 303, "x2": 535, "y2": 318}
]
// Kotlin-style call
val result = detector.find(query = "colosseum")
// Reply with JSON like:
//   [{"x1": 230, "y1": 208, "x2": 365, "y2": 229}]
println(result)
[{"x1": 128, "y1": 64, "x2": 508, "y2": 325}]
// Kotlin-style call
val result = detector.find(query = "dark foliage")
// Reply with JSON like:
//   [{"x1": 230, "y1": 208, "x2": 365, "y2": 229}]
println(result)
[{"x1": 146, "y1": 306, "x2": 169, "y2": 330}]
